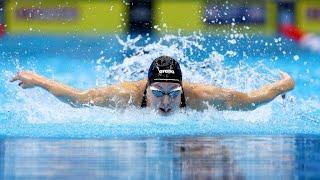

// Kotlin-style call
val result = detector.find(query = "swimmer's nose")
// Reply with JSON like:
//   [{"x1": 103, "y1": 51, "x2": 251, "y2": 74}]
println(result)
[
  {"x1": 160, "y1": 96, "x2": 172, "y2": 112},
  {"x1": 162, "y1": 95, "x2": 170, "y2": 105},
  {"x1": 159, "y1": 107, "x2": 172, "y2": 113}
]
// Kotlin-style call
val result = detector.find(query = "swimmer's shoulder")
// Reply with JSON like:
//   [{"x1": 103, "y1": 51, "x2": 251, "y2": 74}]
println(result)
[
  {"x1": 118, "y1": 79, "x2": 147, "y2": 106},
  {"x1": 182, "y1": 81, "x2": 223, "y2": 108},
  {"x1": 183, "y1": 81, "x2": 221, "y2": 96},
  {"x1": 122, "y1": 79, "x2": 147, "y2": 91}
]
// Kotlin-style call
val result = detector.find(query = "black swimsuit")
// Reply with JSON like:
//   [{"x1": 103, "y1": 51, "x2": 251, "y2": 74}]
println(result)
[{"x1": 141, "y1": 83, "x2": 186, "y2": 108}]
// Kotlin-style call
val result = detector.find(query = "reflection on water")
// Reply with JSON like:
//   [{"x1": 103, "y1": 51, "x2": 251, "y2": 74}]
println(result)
[
  {"x1": 0, "y1": 136, "x2": 319, "y2": 179},
  {"x1": 175, "y1": 139, "x2": 244, "y2": 179}
]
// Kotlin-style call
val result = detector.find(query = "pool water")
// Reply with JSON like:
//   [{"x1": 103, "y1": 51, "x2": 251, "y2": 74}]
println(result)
[
  {"x1": 1, "y1": 136, "x2": 319, "y2": 179},
  {"x1": 0, "y1": 34, "x2": 320, "y2": 178}
]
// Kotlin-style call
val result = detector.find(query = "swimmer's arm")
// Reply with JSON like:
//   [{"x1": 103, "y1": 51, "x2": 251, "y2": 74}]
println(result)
[
  {"x1": 242, "y1": 72, "x2": 295, "y2": 110},
  {"x1": 11, "y1": 71, "x2": 145, "y2": 107},
  {"x1": 76, "y1": 80, "x2": 145, "y2": 108},
  {"x1": 11, "y1": 71, "x2": 91, "y2": 107},
  {"x1": 187, "y1": 72, "x2": 295, "y2": 111}
]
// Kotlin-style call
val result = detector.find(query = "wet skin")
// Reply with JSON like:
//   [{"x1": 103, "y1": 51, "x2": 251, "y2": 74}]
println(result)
[
  {"x1": 146, "y1": 82, "x2": 182, "y2": 115},
  {"x1": 10, "y1": 71, "x2": 295, "y2": 114}
]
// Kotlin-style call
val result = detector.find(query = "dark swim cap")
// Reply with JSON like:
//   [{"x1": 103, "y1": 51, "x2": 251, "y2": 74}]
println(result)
[{"x1": 148, "y1": 56, "x2": 182, "y2": 85}]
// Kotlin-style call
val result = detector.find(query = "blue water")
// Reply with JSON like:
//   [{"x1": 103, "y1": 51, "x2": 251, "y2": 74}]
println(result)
[{"x1": 0, "y1": 34, "x2": 320, "y2": 178}]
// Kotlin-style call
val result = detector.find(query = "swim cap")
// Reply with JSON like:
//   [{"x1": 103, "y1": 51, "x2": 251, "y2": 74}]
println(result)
[{"x1": 148, "y1": 56, "x2": 182, "y2": 85}]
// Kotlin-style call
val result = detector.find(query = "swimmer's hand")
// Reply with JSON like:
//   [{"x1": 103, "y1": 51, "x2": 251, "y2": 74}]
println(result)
[
  {"x1": 279, "y1": 71, "x2": 295, "y2": 91},
  {"x1": 10, "y1": 71, "x2": 41, "y2": 89}
]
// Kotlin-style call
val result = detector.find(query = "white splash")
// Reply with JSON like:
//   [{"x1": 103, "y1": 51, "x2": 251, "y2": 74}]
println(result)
[{"x1": 0, "y1": 33, "x2": 315, "y2": 137}]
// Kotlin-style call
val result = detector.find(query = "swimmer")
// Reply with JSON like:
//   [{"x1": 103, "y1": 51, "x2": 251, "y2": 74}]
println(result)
[{"x1": 10, "y1": 56, "x2": 295, "y2": 114}]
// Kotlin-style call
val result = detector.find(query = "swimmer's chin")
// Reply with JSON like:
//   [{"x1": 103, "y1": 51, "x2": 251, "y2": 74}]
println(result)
[{"x1": 157, "y1": 109, "x2": 175, "y2": 116}]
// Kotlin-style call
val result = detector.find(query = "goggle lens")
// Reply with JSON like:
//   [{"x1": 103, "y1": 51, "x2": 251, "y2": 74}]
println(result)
[{"x1": 150, "y1": 86, "x2": 182, "y2": 98}]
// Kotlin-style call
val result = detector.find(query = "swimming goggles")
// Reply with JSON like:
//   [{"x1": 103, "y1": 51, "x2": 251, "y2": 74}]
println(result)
[{"x1": 149, "y1": 86, "x2": 182, "y2": 98}]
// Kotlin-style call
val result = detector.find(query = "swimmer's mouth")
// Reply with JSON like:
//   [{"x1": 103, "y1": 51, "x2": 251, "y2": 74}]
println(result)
[{"x1": 158, "y1": 107, "x2": 172, "y2": 115}]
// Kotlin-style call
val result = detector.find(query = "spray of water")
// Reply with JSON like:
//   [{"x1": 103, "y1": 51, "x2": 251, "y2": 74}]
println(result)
[{"x1": 0, "y1": 33, "x2": 319, "y2": 137}]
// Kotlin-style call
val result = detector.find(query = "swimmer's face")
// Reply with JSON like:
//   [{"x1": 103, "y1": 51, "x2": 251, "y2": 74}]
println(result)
[{"x1": 147, "y1": 82, "x2": 182, "y2": 114}]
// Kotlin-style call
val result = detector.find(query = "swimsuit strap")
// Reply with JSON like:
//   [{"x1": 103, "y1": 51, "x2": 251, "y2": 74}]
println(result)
[
  {"x1": 141, "y1": 83, "x2": 148, "y2": 108},
  {"x1": 180, "y1": 86, "x2": 186, "y2": 108},
  {"x1": 141, "y1": 83, "x2": 186, "y2": 108}
]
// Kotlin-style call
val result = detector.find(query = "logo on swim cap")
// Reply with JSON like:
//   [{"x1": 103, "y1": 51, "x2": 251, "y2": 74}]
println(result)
[
  {"x1": 148, "y1": 56, "x2": 182, "y2": 85},
  {"x1": 158, "y1": 69, "x2": 175, "y2": 74}
]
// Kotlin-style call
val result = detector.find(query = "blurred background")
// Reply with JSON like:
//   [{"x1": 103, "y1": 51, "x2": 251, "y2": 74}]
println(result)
[{"x1": 0, "y1": 0, "x2": 319, "y2": 37}]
